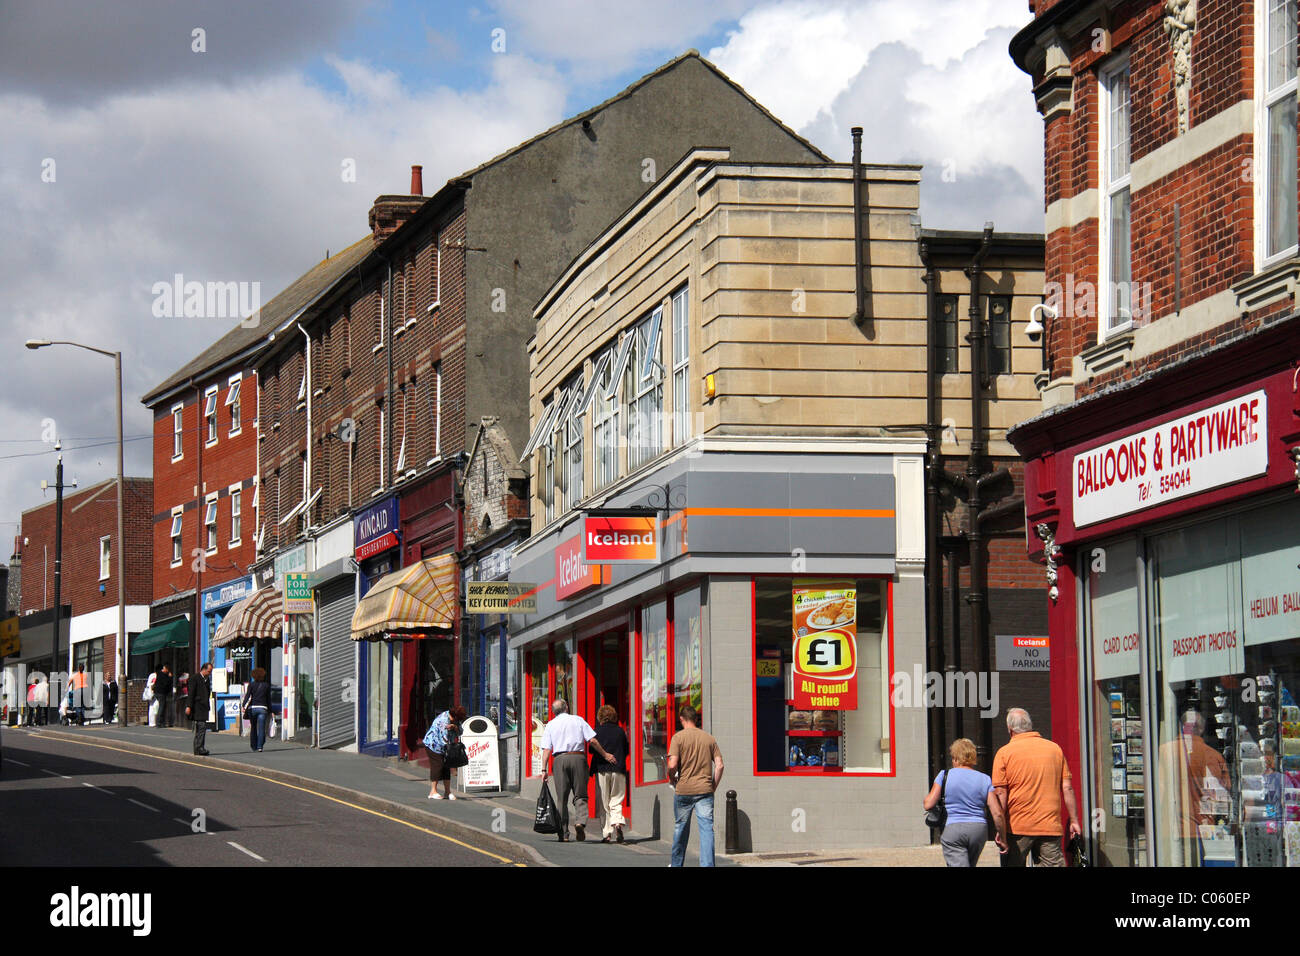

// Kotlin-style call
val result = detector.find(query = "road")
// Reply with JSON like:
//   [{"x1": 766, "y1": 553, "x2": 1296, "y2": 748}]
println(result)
[{"x1": 0, "y1": 730, "x2": 516, "y2": 867}]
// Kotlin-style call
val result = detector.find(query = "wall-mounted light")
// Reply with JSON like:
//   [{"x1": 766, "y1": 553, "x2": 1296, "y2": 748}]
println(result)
[{"x1": 704, "y1": 373, "x2": 716, "y2": 401}]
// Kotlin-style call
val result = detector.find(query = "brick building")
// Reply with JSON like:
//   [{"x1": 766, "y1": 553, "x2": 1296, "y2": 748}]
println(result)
[
  {"x1": 1010, "y1": 0, "x2": 1300, "y2": 867},
  {"x1": 11, "y1": 474, "x2": 152, "y2": 717}
]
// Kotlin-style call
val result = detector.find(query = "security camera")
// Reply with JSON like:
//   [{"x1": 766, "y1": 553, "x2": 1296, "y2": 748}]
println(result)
[{"x1": 1026, "y1": 303, "x2": 1056, "y2": 343}]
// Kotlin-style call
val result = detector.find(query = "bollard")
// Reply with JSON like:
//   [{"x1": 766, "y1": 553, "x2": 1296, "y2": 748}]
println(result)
[{"x1": 725, "y1": 789, "x2": 740, "y2": 854}]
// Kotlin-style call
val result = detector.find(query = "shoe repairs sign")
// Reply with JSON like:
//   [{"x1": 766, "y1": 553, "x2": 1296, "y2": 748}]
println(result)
[{"x1": 466, "y1": 581, "x2": 537, "y2": 614}]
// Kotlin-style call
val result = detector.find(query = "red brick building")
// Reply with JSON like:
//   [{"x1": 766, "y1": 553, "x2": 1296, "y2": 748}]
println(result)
[
  {"x1": 17, "y1": 475, "x2": 152, "y2": 695},
  {"x1": 1010, "y1": 0, "x2": 1300, "y2": 867}
]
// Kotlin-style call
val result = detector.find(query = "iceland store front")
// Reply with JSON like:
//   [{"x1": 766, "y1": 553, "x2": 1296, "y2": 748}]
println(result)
[
  {"x1": 1013, "y1": 324, "x2": 1300, "y2": 868},
  {"x1": 508, "y1": 445, "x2": 930, "y2": 853}
]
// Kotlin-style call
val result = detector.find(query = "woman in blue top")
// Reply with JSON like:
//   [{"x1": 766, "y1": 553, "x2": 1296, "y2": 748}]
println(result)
[
  {"x1": 923, "y1": 737, "x2": 1007, "y2": 867},
  {"x1": 424, "y1": 705, "x2": 467, "y2": 800}
]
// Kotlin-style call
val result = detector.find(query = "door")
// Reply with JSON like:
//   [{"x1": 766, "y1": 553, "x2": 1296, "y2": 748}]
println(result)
[{"x1": 580, "y1": 631, "x2": 631, "y2": 822}]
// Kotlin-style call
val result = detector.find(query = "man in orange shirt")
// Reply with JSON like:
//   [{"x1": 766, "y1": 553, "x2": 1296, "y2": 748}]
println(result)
[
  {"x1": 992, "y1": 707, "x2": 1081, "y2": 867},
  {"x1": 68, "y1": 664, "x2": 91, "y2": 726}
]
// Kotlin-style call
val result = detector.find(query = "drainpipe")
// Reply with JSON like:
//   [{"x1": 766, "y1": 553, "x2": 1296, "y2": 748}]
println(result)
[
  {"x1": 965, "y1": 223, "x2": 994, "y2": 766},
  {"x1": 297, "y1": 324, "x2": 312, "y2": 525},
  {"x1": 386, "y1": 259, "x2": 394, "y2": 491},
  {"x1": 850, "y1": 127, "x2": 866, "y2": 330},
  {"x1": 919, "y1": 237, "x2": 946, "y2": 783}
]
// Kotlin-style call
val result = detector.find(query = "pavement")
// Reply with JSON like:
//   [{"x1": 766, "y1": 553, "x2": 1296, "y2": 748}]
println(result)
[{"x1": 7, "y1": 721, "x2": 978, "y2": 867}]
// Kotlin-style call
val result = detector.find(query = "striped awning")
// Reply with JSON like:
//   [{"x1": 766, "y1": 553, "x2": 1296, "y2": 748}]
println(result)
[
  {"x1": 351, "y1": 554, "x2": 457, "y2": 641},
  {"x1": 211, "y1": 587, "x2": 283, "y2": 648}
]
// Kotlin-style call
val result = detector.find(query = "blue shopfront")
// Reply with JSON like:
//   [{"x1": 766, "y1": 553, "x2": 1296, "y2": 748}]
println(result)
[
  {"x1": 201, "y1": 576, "x2": 256, "y2": 669},
  {"x1": 355, "y1": 495, "x2": 402, "y2": 756}
]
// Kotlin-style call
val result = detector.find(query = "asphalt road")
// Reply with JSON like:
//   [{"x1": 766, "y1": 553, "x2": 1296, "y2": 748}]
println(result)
[{"x1": 0, "y1": 730, "x2": 516, "y2": 867}]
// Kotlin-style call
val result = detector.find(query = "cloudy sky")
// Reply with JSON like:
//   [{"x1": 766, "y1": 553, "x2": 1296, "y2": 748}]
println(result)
[{"x1": 0, "y1": 0, "x2": 1042, "y2": 552}]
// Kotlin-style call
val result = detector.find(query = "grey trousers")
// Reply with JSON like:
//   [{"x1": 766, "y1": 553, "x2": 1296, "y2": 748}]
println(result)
[
  {"x1": 553, "y1": 753, "x2": 589, "y2": 830},
  {"x1": 940, "y1": 822, "x2": 989, "y2": 867},
  {"x1": 192, "y1": 720, "x2": 207, "y2": 754}
]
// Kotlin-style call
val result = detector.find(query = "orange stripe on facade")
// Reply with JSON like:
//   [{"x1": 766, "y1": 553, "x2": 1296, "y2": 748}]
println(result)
[
  {"x1": 682, "y1": 507, "x2": 895, "y2": 519},
  {"x1": 516, "y1": 578, "x2": 554, "y2": 601}
]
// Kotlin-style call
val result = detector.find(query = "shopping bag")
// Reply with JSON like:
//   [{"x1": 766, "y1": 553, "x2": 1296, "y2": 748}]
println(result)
[
  {"x1": 1068, "y1": 834, "x2": 1091, "y2": 868},
  {"x1": 269, "y1": 716, "x2": 278, "y2": 739},
  {"x1": 533, "y1": 782, "x2": 561, "y2": 834}
]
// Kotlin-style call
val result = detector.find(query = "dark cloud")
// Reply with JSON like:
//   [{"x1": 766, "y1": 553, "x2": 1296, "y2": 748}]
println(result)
[{"x1": 0, "y1": 0, "x2": 367, "y2": 104}]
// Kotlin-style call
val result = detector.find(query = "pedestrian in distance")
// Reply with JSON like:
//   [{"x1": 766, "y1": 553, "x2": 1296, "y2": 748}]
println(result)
[
  {"x1": 591, "y1": 704, "x2": 630, "y2": 843},
  {"x1": 667, "y1": 704, "x2": 724, "y2": 867},
  {"x1": 69, "y1": 664, "x2": 90, "y2": 726},
  {"x1": 539, "y1": 698, "x2": 617, "y2": 842},
  {"x1": 153, "y1": 665, "x2": 174, "y2": 728},
  {"x1": 992, "y1": 707, "x2": 1081, "y2": 867},
  {"x1": 923, "y1": 737, "x2": 1007, "y2": 867},
  {"x1": 102, "y1": 677, "x2": 119, "y2": 725},
  {"x1": 423, "y1": 705, "x2": 468, "y2": 799},
  {"x1": 186, "y1": 662, "x2": 213, "y2": 755},
  {"x1": 241, "y1": 667, "x2": 273, "y2": 752}
]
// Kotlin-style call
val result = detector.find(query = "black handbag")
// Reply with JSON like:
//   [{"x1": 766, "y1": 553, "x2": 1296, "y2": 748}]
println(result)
[
  {"x1": 533, "y1": 781, "x2": 561, "y2": 834},
  {"x1": 924, "y1": 769, "x2": 949, "y2": 830},
  {"x1": 444, "y1": 726, "x2": 469, "y2": 769},
  {"x1": 1068, "y1": 834, "x2": 1091, "y2": 867}
]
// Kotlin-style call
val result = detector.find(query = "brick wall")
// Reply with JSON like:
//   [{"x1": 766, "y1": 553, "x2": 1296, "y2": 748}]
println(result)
[
  {"x1": 19, "y1": 477, "x2": 153, "y2": 616},
  {"x1": 150, "y1": 371, "x2": 259, "y2": 601}
]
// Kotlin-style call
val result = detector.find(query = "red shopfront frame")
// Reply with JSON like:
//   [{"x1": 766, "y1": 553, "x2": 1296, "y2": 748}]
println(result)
[{"x1": 749, "y1": 576, "x2": 897, "y2": 778}]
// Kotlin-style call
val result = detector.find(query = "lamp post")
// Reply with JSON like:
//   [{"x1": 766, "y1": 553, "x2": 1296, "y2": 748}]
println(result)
[{"x1": 26, "y1": 339, "x2": 126, "y2": 725}]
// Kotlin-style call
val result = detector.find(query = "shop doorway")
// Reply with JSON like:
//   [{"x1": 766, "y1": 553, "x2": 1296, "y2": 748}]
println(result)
[{"x1": 579, "y1": 632, "x2": 631, "y2": 822}]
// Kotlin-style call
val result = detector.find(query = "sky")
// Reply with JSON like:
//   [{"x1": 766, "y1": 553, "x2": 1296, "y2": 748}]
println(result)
[{"x1": 0, "y1": 0, "x2": 1044, "y2": 555}]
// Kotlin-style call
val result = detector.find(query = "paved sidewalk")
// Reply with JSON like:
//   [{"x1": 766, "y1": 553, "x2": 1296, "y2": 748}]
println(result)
[
  {"x1": 18, "y1": 723, "x2": 968, "y2": 867},
  {"x1": 16, "y1": 722, "x2": 700, "y2": 867}
]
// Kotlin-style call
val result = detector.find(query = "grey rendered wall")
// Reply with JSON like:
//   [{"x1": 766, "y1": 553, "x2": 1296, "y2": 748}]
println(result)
[
  {"x1": 707, "y1": 573, "x2": 931, "y2": 854},
  {"x1": 463, "y1": 56, "x2": 825, "y2": 453}
]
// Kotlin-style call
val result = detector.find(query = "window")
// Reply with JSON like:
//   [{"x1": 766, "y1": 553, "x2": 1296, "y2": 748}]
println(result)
[
  {"x1": 673, "y1": 586, "x2": 703, "y2": 723},
  {"x1": 429, "y1": 230, "x2": 442, "y2": 311},
  {"x1": 172, "y1": 404, "x2": 184, "y2": 459},
  {"x1": 170, "y1": 511, "x2": 183, "y2": 565},
  {"x1": 561, "y1": 374, "x2": 584, "y2": 513},
  {"x1": 671, "y1": 286, "x2": 690, "y2": 445},
  {"x1": 541, "y1": 396, "x2": 557, "y2": 525},
  {"x1": 988, "y1": 295, "x2": 1012, "y2": 375},
  {"x1": 226, "y1": 375, "x2": 242, "y2": 434},
  {"x1": 1100, "y1": 59, "x2": 1132, "y2": 334},
  {"x1": 204, "y1": 496, "x2": 218, "y2": 553},
  {"x1": 204, "y1": 387, "x2": 219, "y2": 444},
  {"x1": 1262, "y1": 0, "x2": 1299, "y2": 261},
  {"x1": 627, "y1": 308, "x2": 663, "y2": 471},
  {"x1": 528, "y1": 647, "x2": 551, "y2": 777},
  {"x1": 639, "y1": 599, "x2": 670, "y2": 784},
  {"x1": 99, "y1": 535, "x2": 111, "y2": 580},
  {"x1": 937, "y1": 294, "x2": 959, "y2": 373},
  {"x1": 433, "y1": 362, "x2": 442, "y2": 460},
  {"x1": 230, "y1": 487, "x2": 242, "y2": 545},
  {"x1": 593, "y1": 346, "x2": 620, "y2": 490},
  {"x1": 753, "y1": 578, "x2": 891, "y2": 775}
]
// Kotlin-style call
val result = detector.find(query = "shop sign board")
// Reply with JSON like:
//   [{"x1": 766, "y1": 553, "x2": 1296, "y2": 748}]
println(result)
[
  {"x1": 581, "y1": 514, "x2": 658, "y2": 564},
  {"x1": 0, "y1": 616, "x2": 19, "y2": 658},
  {"x1": 466, "y1": 581, "x2": 537, "y2": 614},
  {"x1": 354, "y1": 496, "x2": 400, "y2": 561},
  {"x1": 202, "y1": 575, "x2": 255, "y2": 613},
  {"x1": 555, "y1": 534, "x2": 603, "y2": 600},
  {"x1": 1073, "y1": 390, "x2": 1268, "y2": 528},
  {"x1": 791, "y1": 581, "x2": 857, "y2": 710},
  {"x1": 996, "y1": 635, "x2": 1051, "y2": 671},
  {"x1": 461, "y1": 715, "x2": 501, "y2": 790},
  {"x1": 282, "y1": 573, "x2": 314, "y2": 615}
]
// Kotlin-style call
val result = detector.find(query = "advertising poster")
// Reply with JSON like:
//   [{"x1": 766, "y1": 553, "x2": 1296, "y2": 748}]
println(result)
[{"x1": 791, "y1": 581, "x2": 857, "y2": 710}]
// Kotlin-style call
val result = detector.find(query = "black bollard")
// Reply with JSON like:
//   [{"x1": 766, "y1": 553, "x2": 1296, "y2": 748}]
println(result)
[{"x1": 725, "y1": 790, "x2": 739, "y2": 854}]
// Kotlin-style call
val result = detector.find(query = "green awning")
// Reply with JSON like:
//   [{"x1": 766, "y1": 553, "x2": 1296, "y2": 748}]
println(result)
[{"x1": 132, "y1": 618, "x2": 191, "y2": 656}]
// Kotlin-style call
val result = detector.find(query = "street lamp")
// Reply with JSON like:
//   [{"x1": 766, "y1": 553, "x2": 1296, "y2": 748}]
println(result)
[{"x1": 26, "y1": 339, "x2": 126, "y2": 725}]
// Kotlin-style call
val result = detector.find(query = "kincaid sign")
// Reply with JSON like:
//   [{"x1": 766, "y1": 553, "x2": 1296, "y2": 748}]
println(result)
[{"x1": 354, "y1": 496, "x2": 400, "y2": 561}]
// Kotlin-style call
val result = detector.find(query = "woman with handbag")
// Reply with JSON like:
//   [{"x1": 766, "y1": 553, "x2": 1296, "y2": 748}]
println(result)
[
  {"x1": 242, "y1": 667, "x2": 273, "y2": 752},
  {"x1": 923, "y1": 737, "x2": 1007, "y2": 867},
  {"x1": 423, "y1": 705, "x2": 467, "y2": 800}
]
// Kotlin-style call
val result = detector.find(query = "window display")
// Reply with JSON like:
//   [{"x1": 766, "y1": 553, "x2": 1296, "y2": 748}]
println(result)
[{"x1": 639, "y1": 600, "x2": 669, "y2": 783}]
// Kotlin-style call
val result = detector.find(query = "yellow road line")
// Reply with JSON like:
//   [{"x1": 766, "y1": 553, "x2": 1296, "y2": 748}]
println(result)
[{"x1": 35, "y1": 734, "x2": 524, "y2": 866}]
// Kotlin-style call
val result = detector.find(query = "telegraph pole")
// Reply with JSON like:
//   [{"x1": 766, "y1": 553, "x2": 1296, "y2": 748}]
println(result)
[{"x1": 47, "y1": 447, "x2": 74, "y2": 723}]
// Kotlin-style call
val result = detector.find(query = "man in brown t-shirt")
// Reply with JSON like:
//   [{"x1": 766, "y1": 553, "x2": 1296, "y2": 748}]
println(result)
[
  {"x1": 667, "y1": 705, "x2": 724, "y2": 867},
  {"x1": 992, "y1": 708, "x2": 1081, "y2": 867}
]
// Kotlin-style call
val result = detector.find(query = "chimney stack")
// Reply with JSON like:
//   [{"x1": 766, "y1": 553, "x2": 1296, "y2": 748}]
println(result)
[{"x1": 369, "y1": 164, "x2": 427, "y2": 242}]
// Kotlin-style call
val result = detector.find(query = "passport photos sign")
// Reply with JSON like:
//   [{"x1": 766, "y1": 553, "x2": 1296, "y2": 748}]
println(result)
[{"x1": 792, "y1": 581, "x2": 858, "y2": 710}]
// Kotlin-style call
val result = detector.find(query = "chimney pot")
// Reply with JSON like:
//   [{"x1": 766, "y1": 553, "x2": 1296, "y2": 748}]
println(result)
[{"x1": 411, "y1": 165, "x2": 423, "y2": 196}]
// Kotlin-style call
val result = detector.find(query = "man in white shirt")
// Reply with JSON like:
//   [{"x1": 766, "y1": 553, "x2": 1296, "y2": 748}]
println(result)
[{"x1": 540, "y1": 698, "x2": 616, "y2": 842}]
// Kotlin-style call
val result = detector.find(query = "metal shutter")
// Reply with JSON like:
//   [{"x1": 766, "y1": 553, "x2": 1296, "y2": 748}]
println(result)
[{"x1": 317, "y1": 579, "x2": 356, "y2": 748}]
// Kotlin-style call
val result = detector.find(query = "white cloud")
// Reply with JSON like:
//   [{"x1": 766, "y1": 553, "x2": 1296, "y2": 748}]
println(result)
[
  {"x1": 0, "y1": 54, "x2": 568, "y2": 533},
  {"x1": 709, "y1": 0, "x2": 1043, "y2": 232}
]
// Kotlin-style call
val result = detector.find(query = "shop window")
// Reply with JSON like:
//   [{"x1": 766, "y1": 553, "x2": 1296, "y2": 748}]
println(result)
[
  {"x1": 673, "y1": 587, "x2": 702, "y2": 722},
  {"x1": 753, "y1": 578, "x2": 890, "y2": 775},
  {"x1": 1084, "y1": 536, "x2": 1147, "y2": 866},
  {"x1": 639, "y1": 599, "x2": 670, "y2": 784},
  {"x1": 937, "y1": 294, "x2": 959, "y2": 373},
  {"x1": 528, "y1": 647, "x2": 551, "y2": 777}
]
